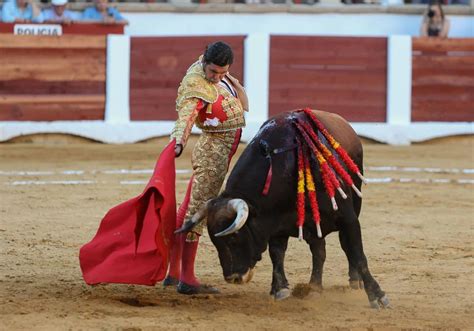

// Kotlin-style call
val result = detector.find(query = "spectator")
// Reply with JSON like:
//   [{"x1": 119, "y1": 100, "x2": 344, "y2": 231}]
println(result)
[
  {"x1": 420, "y1": 1, "x2": 450, "y2": 38},
  {"x1": 1, "y1": 0, "x2": 43, "y2": 23},
  {"x1": 42, "y1": 0, "x2": 81, "y2": 24},
  {"x1": 82, "y1": 0, "x2": 128, "y2": 25}
]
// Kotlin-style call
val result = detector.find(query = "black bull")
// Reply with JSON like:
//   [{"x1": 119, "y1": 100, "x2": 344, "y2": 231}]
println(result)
[{"x1": 177, "y1": 110, "x2": 390, "y2": 309}]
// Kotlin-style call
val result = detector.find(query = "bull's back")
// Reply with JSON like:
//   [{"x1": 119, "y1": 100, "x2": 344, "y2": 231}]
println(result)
[
  {"x1": 311, "y1": 110, "x2": 364, "y2": 216},
  {"x1": 262, "y1": 109, "x2": 363, "y2": 166},
  {"x1": 312, "y1": 110, "x2": 363, "y2": 163}
]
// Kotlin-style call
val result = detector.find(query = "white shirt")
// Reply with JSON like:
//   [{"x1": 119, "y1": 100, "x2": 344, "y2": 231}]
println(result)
[
  {"x1": 219, "y1": 78, "x2": 237, "y2": 98},
  {"x1": 41, "y1": 8, "x2": 81, "y2": 22}
]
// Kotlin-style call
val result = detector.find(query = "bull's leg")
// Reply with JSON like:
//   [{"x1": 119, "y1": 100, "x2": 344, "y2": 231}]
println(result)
[
  {"x1": 268, "y1": 236, "x2": 290, "y2": 300},
  {"x1": 340, "y1": 214, "x2": 390, "y2": 309},
  {"x1": 338, "y1": 231, "x2": 364, "y2": 289},
  {"x1": 305, "y1": 236, "x2": 326, "y2": 291}
]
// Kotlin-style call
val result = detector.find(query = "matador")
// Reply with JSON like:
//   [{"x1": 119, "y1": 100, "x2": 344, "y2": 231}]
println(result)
[{"x1": 164, "y1": 41, "x2": 249, "y2": 295}]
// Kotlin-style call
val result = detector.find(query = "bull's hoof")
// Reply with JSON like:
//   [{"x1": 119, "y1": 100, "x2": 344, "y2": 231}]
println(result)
[
  {"x1": 177, "y1": 282, "x2": 220, "y2": 295},
  {"x1": 309, "y1": 282, "x2": 323, "y2": 292},
  {"x1": 163, "y1": 275, "x2": 179, "y2": 288},
  {"x1": 349, "y1": 279, "x2": 364, "y2": 290},
  {"x1": 274, "y1": 288, "x2": 291, "y2": 301},
  {"x1": 369, "y1": 295, "x2": 391, "y2": 309}
]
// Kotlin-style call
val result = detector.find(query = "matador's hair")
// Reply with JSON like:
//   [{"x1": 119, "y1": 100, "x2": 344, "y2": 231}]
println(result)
[{"x1": 203, "y1": 41, "x2": 234, "y2": 67}]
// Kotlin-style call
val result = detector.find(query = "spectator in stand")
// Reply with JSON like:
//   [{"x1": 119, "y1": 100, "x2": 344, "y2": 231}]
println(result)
[
  {"x1": 42, "y1": 0, "x2": 81, "y2": 24},
  {"x1": 420, "y1": 1, "x2": 450, "y2": 38},
  {"x1": 82, "y1": 0, "x2": 128, "y2": 25},
  {"x1": 1, "y1": 0, "x2": 43, "y2": 23}
]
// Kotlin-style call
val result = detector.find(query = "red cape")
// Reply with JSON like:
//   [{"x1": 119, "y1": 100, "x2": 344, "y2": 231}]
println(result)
[{"x1": 79, "y1": 140, "x2": 177, "y2": 286}]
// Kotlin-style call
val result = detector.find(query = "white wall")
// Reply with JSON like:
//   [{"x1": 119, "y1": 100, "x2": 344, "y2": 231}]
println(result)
[{"x1": 123, "y1": 13, "x2": 474, "y2": 38}]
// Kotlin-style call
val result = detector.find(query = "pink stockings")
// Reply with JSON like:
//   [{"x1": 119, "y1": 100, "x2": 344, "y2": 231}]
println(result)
[
  {"x1": 166, "y1": 177, "x2": 200, "y2": 286},
  {"x1": 167, "y1": 234, "x2": 200, "y2": 286}
]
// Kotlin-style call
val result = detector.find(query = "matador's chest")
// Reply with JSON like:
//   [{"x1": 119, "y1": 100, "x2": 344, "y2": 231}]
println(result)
[{"x1": 197, "y1": 84, "x2": 243, "y2": 128}]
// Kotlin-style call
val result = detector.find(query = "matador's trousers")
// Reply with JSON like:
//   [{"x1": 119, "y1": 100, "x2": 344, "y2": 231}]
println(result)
[{"x1": 181, "y1": 129, "x2": 241, "y2": 241}]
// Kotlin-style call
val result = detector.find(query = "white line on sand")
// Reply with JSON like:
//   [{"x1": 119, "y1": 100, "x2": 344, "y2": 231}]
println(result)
[
  {"x1": 0, "y1": 169, "x2": 192, "y2": 176},
  {"x1": 10, "y1": 180, "x2": 96, "y2": 185},
  {"x1": 366, "y1": 178, "x2": 474, "y2": 184},
  {"x1": 120, "y1": 180, "x2": 190, "y2": 185},
  {"x1": 1, "y1": 167, "x2": 472, "y2": 176},
  {"x1": 366, "y1": 166, "x2": 473, "y2": 174},
  {"x1": 6, "y1": 178, "x2": 473, "y2": 186}
]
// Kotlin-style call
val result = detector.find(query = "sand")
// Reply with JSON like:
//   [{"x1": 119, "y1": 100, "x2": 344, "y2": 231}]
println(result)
[{"x1": 1, "y1": 136, "x2": 473, "y2": 330}]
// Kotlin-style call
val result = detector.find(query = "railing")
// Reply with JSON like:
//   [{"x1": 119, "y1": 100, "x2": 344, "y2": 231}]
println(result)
[{"x1": 14, "y1": 0, "x2": 471, "y2": 5}]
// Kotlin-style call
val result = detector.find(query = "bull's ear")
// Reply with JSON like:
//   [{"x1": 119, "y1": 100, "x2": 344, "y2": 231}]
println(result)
[{"x1": 174, "y1": 200, "x2": 211, "y2": 234}]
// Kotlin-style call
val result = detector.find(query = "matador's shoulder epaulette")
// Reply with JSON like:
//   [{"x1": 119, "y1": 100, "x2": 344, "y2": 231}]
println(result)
[{"x1": 176, "y1": 62, "x2": 218, "y2": 107}]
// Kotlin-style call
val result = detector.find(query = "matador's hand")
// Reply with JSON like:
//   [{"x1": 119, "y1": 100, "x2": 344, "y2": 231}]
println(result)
[
  {"x1": 175, "y1": 144, "x2": 183, "y2": 158},
  {"x1": 226, "y1": 74, "x2": 249, "y2": 112},
  {"x1": 225, "y1": 74, "x2": 244, "y2": 89}
]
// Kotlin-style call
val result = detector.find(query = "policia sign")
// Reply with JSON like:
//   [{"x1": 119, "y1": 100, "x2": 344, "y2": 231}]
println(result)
[{"x1": 14, "y1": 24, "x2": 63, "y2": 36}]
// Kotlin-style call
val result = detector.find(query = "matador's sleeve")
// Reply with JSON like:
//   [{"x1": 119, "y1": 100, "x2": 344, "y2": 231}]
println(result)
[{"x1": 170, "y1": 98, "x2": 205, "y2": 148}]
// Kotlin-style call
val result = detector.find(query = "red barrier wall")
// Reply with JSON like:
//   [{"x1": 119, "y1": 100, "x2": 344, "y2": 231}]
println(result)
[
  {"x1": 269, "y1": 36, "x2": 387, "y2": 122},
  {"x1": 129, "y1": 36, "x2": 245, "y2": 121},
  {"x1": 411, "y1": 38, "x2": 474, "y2": 122},
  {"x1": 0, "y1": 35, "x2": 106, "y2": 121}
]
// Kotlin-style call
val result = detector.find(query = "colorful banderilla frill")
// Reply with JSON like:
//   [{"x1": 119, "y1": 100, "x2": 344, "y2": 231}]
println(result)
[
  {"x1": 292, "y1": 108, "x2": 368, "y2": 240},
  {"x1": 296, "y1": 138, "x2": 306, "y2": 240},
  {"x1": 302, "y1": 108, "x2": 367, "y2": 185},
  {"x1": 303, "y1": 145, "x2": 322, "y2": 239}
]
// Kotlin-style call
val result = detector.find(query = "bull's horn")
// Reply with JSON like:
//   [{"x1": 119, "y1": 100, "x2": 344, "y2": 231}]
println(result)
[
  {"x1": 214, "y1": 199, "x2": 249, "y2": 237},
  {"x1": 174, "y1": 200, "x2": 210, "y2": 234}
]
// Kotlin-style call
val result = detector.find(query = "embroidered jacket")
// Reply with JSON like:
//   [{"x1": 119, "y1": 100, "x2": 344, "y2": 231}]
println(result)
[{"x1": 170, "y1": 58, "x2": 246, "y2": 147}]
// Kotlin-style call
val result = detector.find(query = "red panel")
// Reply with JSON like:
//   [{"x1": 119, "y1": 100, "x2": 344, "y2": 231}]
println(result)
[
  {"x1": 0, "y1": 80, "x2": 105, "y2": 95},
  {"x1": 411, "y1": 38, "x2": 474, "y2": 122},
  {"x1": 0, "y1": 37, "x2": 106, "y2": 121},
  {"x1": 0, "y1": 103, "x2": 104, "y2": 121},
  {"x1": 129, "y1": 36, "x2": 245, "y2": 121},
  {"x1": 269, "y1": 36, "x2": 387, "y2": 122},
  {"x1": 413, "y1": 38, "x2": 474, "y2": 52}
]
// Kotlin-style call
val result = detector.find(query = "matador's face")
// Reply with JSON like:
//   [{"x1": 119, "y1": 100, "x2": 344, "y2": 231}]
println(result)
[{"x1": 203, "y1": 62, "x2": 230, "y2": 84}]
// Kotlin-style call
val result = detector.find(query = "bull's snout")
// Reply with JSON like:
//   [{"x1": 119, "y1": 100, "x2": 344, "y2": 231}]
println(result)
[
  {"x1": 225, "y1": 268, "x2": 254, "y2": 284},
  {"x1": 225, "y1": 274, "x2": 243, "y2": 284}
]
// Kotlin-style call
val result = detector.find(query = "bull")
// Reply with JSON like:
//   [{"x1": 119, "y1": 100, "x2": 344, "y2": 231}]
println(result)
[{"x1": 176, "y1": 109, "x2": 390, "y2": 309}]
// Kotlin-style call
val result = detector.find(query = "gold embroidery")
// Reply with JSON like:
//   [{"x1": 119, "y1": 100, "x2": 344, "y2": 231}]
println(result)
[
  {"x1": 170, "y1": 98, "x2": 200, "y2": 147},
  {"x1": 176, "y1": 61, "x2": 218, "y2": 107},
  {"x1": 195, "y1": 83, "x2": 245, "y2": 132},
  {"x1": 171, "y1": 57, "x2": 246, "y2": 241},
  {"x1": 175, "y1": 58, "x2": 245, "y2": 134},
  {"x1": 185, "y1": 130, "x2": 239, "y2": 240}
]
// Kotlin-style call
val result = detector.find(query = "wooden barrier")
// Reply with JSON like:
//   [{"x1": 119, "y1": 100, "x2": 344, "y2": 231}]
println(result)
[
  {"x1": 1, "y1": 34, "x2": 472, "y2": 128},
  {"x1": 269, "y1": 36, "x2": 388, "y2": 122},
  {"x1": 0, "y1": 35, "x2": 106, "y2": 121},
  {"x1": 129, "y1": 36, "x2": 245, "y2": 121},
  {"x1": 412, "y1": 38, "x2": 474, "y2": 122},
  {"x1": 0, "y1": 22, "x2": 125, "y2": 35}
]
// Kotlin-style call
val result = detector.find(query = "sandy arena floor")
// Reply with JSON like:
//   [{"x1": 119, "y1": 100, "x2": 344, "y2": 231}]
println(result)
[{"x1": 0, "y1": 135, "x2": 473, "y2": 330}]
